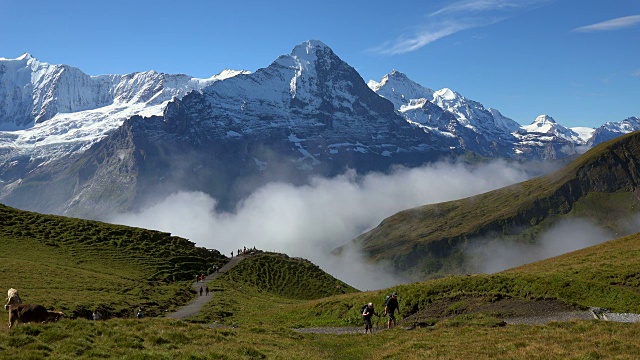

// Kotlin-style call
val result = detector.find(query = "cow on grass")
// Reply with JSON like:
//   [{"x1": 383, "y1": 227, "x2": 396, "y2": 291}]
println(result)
[{"x1": 7, "y1": 304, "x2": 64, "y2": 330}]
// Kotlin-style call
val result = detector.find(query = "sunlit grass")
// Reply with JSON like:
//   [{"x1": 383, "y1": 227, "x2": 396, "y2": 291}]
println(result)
[
  {"x1": 0, "y1": 204, "x2": 226, "y2": 317},
  {"x1": 1, "y1": 201, "x2": 640, "y2": 358},
  {"x1": 0, "y1": 316, "x2": 638, "y2": 359}
]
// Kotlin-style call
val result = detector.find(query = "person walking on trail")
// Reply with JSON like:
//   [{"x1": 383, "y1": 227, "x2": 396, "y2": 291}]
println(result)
[
  {"x1": 362, "y1": 303, "x2": 378, "y2": 334},
  {"x1": 385, "y1": 292, "x2": 399, "y2": 329},
  {"x1": 199, "y1": 286, "x2": 203, "y2": 296},
  {"x1": 205, "y1": 286, "x2": 209, "y2": 296}
]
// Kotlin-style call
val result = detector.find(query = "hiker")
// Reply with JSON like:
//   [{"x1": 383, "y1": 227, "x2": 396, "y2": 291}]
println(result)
[
  {"x1": 362, "y1": 302, "x2": 378, "y2": 334},
  {"x1": 230, "y1": 251, "x2": 233, "y2": 258},
  {"x1": 199, "y1": 286, "x2": 203, "y2": 296},
  {"x1": 195, "y1": 274, "x2": 199, "y2": 283},
  {"x1": 136, "y1": 308, "x2": 144, "y2": 319},
  {"x1": 384, "y1": 292, "x2": 399, "y2": 329},
  {"x1": 92, "y1": 310, "x2": 102, "y2": 321},
  {"x1": 205, "y1": 286, "x2": 209, "y2": 296}
]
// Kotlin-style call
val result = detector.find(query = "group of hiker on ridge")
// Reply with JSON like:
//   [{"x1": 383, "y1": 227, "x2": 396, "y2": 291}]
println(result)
[
  {"x1": 230, "y1": 246, "x2": 258, "y2": 257},
  {"x1": 361, "y1": 291, "x2": 399, "y2": 334}
]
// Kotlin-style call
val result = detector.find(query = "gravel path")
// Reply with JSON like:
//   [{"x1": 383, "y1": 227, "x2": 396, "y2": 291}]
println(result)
[
  {"x1": 601, "y1": 313, "x2": 640, "y2": 322},
  {"x1": 504, "y1": 311, "x2": 594, "y2": 325},
  {"x1": 165, "y1": 255, "x2": 245, "y2": 320},
  {"x1": 294, "y1": 310, "x2": 640, "y2": 334},
  {"x1": 294, "y1": 327, "x2": 366, "y2": 335},
  {"x1": 505, "y1": 308, "x2": 640, "y2": 325}
]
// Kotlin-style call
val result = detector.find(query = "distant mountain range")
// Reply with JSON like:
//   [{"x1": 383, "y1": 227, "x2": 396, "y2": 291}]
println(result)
[{"x1": 0, "y1": 40, "x2": 638, "y2": 218}]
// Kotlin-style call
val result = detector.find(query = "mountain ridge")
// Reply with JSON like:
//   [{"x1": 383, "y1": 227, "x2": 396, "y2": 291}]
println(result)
[
  {"x1": 0, "y1": 41, "x2": 638, "y2": 218},
  {"x1": 342, "y1": 130, "x2": 640, "y2": 279}
]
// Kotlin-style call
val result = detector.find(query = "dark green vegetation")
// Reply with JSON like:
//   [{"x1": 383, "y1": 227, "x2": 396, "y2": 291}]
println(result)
[
  {"x1": 220, "y1": 253, "x2": 358, "y2": 299},
  {"x1": 347, "y1": 131, "x2": 640, "y2": 279},
  {"x1": 0, "y1": 204, "x2": 226, "y2": 318}
]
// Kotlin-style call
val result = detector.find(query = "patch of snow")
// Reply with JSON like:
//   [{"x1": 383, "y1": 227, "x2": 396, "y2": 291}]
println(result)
[
  {"x1": 570, "y1": 127, "x2": 596, "y2": 142},
  {"x1": 434, "y1": 88, "x2": 456, "y2": 101},
  {"x1": 288, "y1": 133, "x2": 305, "y2": 142}
]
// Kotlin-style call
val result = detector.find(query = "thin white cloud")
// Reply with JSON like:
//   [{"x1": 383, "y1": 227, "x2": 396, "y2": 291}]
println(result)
[
  {"x1": 573, "y1": 15, "x2": 640, "y2": 32},
  {"x1": 632, "y1": 69, "x2": 640, "y2": 78},
  {"x1": 372, "y1": 0, "x2": 551, "y2": 55},
  {"x1": 430, "y1": 0, "x2": 538, "y2": 16},
  {"x1": 372, "y1": 24, "x2": 473, "y2": 55}
]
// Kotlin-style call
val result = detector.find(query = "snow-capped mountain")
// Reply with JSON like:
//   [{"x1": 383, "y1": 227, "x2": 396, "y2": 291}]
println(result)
[
  {"x1": 0, "y1": 53, "x2": 248, "y2": 185},
  {"x1": 367, "y1": 71, "x2": 638, "y2": 160},
  {"x1": 0, "y1": 41, "x2": 638, "y2": 219},
  {"x1": 0, "y1": 53, "x2": 247, "y2": 129},
  {"x1": 519, "y1": 115, "x2": 583, "y2": 142},
  {"x1": 0, "y1": 41, "x2": 456, "y2": 217},
  {"x1": 370, "y1": 70, "x2": 521, "y2": 136},
  {"x1": 159, "y1": 41, "x2": 444, "y2": 160},
  {"x1": 588, "y1": 117, "x2": 640, "y2": 146}
]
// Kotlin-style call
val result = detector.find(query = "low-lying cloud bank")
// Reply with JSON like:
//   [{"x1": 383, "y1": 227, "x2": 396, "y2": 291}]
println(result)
[
  {"x1": 465, "y1": 218, "x2": 624, "y2": 274},
  {"x1": 108, "y1": 160, "x2": 543, "y2": 290}
]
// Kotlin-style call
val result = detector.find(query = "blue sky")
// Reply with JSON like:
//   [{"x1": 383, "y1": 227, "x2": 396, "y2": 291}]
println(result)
[{"x1": 1, "y1": 0, "x2": 638, "y2": 128}]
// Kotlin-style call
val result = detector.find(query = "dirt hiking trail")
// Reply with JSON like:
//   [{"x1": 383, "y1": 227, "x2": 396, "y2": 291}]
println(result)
[{"x1": 166, "y1": 255, "x2": 245, "y2": 320}]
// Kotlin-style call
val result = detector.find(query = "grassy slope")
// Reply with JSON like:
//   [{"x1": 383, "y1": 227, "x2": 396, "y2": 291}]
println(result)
[
  {"x1": 351, "y1": 131, "x2": 640, "y2": 277},
  {"x1": 278, "y1": 231, "x2": 640, "y2": 330},
  {"x1": 190, "y1": 252, "x2": 359, "y2": 325},
  {"x1": 1, "y1": 225, "x2": 640, "y2": 358},
  {"x1": 0, "y1": 204, "x2": 226, "y2": 317}
]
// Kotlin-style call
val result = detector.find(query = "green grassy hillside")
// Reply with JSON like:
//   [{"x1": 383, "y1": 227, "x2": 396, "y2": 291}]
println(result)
[
  {"x1": 0, "y1": 204, "x2": 226, "y2": 318},
  {"x1": 346, "y1": 131, "x2": 640, "y2": 278},
  {"x1": 189, "y1": 252, "x2": 359, "y2": 325},
  {"x1": 1, "y1": 217, "x2": 640, "y2": 359},
  {"x1": 221, "y1": 253, "x2": 358, "y2": 299},
  {"x1": 269, "y1": 230, "x2": 640, "y2": 329}
]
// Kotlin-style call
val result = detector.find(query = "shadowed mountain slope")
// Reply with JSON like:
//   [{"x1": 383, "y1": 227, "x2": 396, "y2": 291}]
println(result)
[{"x1": 343, "y1": 131, "x2": 640, "y2": 279}]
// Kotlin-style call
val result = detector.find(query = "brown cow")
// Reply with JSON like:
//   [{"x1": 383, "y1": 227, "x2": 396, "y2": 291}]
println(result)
[{"x1": 7, "y1": 304, "x2": 64, "y2": 330}]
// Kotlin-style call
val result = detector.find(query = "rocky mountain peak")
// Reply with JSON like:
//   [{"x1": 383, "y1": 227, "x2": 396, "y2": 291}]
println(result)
[
  {"x1": 533, "y1": 114, "x2": 557, "y2": 124},
  {"x1": 434, "y1": 88, "x2": 458, "y2": 101},
  {"x1": 369, "y1": 70, "x2": 435, "y2": 110},
  {"x1": 16, "y1": 52, "x2": 35, "y2": 61},
  {"x1": 388, "y1": 69, "x2": 410, "y2": 80},
  {"x1": 291, "y1": 40, "x2": 330, "y2": 57}
]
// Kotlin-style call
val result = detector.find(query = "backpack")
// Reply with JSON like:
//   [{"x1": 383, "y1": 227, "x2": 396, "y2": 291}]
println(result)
[
  {"x1": 360, "y1": 304, "x2": 368, "y2": 315},
  {"x1": 383, "y1": 294, "x2": 391, "y2": 307}
]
